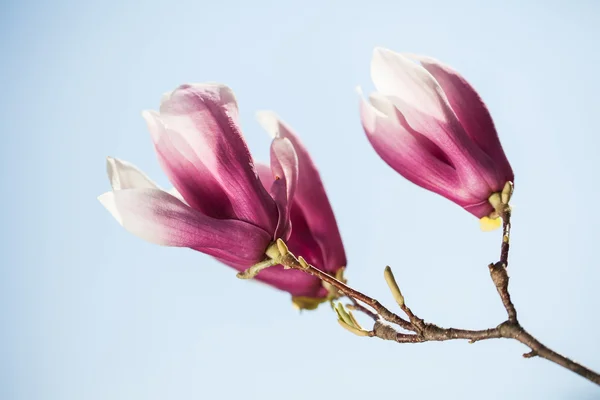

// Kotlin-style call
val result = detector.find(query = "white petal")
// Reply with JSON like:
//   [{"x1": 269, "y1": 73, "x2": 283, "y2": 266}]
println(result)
[
  {"x1": 160, "y1": 90, "x2": 173, "y2": 106},
  {"x1": 256, "y1": 110, "x2": 281, "y2": 138},
  {"x1": 371, "y1": 47, "x2": 447, "y2": 122},
  {"x1": 142, "y1": 110, "x2": 163, "y2": 143},
  {"x1": 357, "y1": 90, "x2": 402, "y2": 133},
  {"x1": 167, "y1": 187, "x2": 187, "y2": 204},
  {"x1": 368, "y1": 92, "x2": 400, "y2": 120},
  {"x1": 106, "y1": 157, "x2": 158, "y2": 190},
  {"x1": 98, "y1": 192, "x2": 122, "y2": 225},
  {"x1": 402, "y1": 52, "x2": 437, "y2": 65}
]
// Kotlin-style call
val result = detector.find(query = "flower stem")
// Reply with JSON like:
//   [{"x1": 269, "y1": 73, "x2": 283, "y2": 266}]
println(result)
[{"x1": 236, "y1": 258, "x2": 276, "y2": 279}]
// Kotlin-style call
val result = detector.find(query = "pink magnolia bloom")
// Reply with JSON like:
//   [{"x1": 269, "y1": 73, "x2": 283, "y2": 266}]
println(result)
[
  {"x1": 360, "y1": 48, "x2": 514, "y2": 218},
  {"x1": 99, "y1": 83, "x2": 345, "y2": 300}
]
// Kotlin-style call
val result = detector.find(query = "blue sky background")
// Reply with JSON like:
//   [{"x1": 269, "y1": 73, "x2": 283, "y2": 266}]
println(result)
[{"x1": 2, "y1": 0, "x2": 599, "y2": 398}]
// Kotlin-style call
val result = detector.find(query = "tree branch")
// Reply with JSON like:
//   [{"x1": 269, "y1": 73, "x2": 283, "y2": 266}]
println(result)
[
  {"x1": 270, "y1": 205, "x2": 600, "y2": 386},
  {"x1": 491, "y1": 205, "x2": 517, "y2": 322},
  {"x1": 277, "y1": 249, "x2": 414, "y2": 332},
  {"x1": 346, "y1": 297, "x2": 378, "y2": 321},
  {"x1": 235, "y1": 185, "x2": 600, "y2": 385}
]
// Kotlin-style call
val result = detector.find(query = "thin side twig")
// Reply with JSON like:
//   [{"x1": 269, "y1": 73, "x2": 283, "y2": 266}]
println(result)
[
  {"x1": 491, "y1": 206, "x2": 517, "y2": 322},
  {"x1": 279, "y1": 250, "x2": 414, "y2": 332},
  {"x1": 346, "y1": 298, "x2": 379, "y2": 322}
]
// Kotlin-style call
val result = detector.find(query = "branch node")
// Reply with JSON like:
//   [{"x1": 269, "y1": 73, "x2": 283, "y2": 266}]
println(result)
[
  {"x1": 523, "y1": 350, "x2": 538, "y2": 359},
  {"x1": 489, "y1": 262, "x2": 518, "y2": 322}
]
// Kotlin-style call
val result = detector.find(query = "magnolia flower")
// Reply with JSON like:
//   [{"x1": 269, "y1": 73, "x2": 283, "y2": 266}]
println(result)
[
  {"x1": 360, "y1": 48, "x2": 514, "y2": 223},
  {"x1": 257, "y1": 112, "x2": 347, "y2": 308},
  {"x1": 99, "y1": 83, "x2": 345, "y2": 305}
]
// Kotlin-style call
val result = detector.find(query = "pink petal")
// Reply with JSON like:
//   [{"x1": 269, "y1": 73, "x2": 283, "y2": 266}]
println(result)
[
  {"x1": 286, "y1": 203, "x2": 326, "y2": 273},
  {"x1": 463, "y1": 199, "x2": 495, "y2": 219},
  {"x1": 143, "y1": 110, "x2": 235, "y2": 219},
  {"x1": 256, "y1": 163, "x2": 327, "y2": 277},
  {"x1": 389, "y1": 95, "x2": 499, "y2": 200},
  {"x1": 147, "y1": 83, "x2": 278, "y2": 233},
  {"x1": 407, "y1": 54, "x2": 514, "y2": 187},
  {"x1": 257, "y1": 111, "x2": 346, "y2": 273},
  {"x1": 362, "y1": 94, "x2": 497, "y2": 216},
  {"x1": 98, "y1": 188, "x2": 271, "y2": 265},
  {"x1": 360, "y1": 94, "x2": 464, "y2": 199},
  {"x1": 254, "y1": 265, "x2": 327, "y2": 298},
  {"x1": 254, "y1": 163, "x2": 273, "y2": 190},
  {"x1": 268, "y1": 137, "x2": 298, "y2": 240}
]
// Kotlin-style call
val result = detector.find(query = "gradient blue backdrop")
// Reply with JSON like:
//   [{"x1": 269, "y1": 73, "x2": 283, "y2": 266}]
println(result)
[{"x1": 2, "y1": 0, "x2": 599, "y2": 398}]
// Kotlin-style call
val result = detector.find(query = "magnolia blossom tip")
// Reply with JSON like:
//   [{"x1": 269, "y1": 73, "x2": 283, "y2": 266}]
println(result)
[
  {"x1": 372, "y1": 46, "x2": 391, "y2": 56},
  {"x1": 360, "y1": 93, "x2": 395, "y2": 134},
  {"x1": 372, "y1": 47, "x2": 412, "y2": 65},
  {"x1": 98, "y1": 192, "x2": 123, "y2": 225},
  {"x1": 365, "y1": 92, "x2": 397, "y2": 120},
  {"x1": 105, "y1": 157, "x2": 117, "y2": 188},
  {"x1": 355, "y1": 85, "x2": 364, "y2": 97},
  {"x1": 140, "y1": 110, "x2": 154, "y2": 123},
  {"x1": 400, "y1": 52, "x2": 428, "y2": 63},
  {"x1": 177, "y1": 82, "x2": 237, "y2": 102},
  {"x1": 256, "y1": 110, "x2": 281, "y2": 139},
  {"x1": 160, "y1": 91, "x2": 172, "y2": 104}
]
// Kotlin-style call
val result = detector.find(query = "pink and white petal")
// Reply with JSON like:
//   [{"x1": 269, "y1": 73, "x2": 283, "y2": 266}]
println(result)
[
  {"x1": 407, "y1": 54, "x2": 514, "y2": 185},
  {"x1": 106, "y1": 157, "x2": 158, "y2": 190},
  {"x1": 257, "y1": 111, "x2": 346, "y2": 271},
  {"x1": 143, "y1": 110, "x2": 235, "y2": 219},
  {"x1": 371, "y1": 48, "x2": 449, "y2": 123},
  {"x1": 167, "y1": 187, "x2": 187, "y2": 204},
  {"x1": 382, "y1": 93, "x2": 500, "y2": 201},
  {"x1": 462, "y1": 199, "x2": 494, "y2": 219},
  {"x1": 361, "y1": 94, "x2": 466, "y2": 201},
  {"x1": 157, "y1": 84, "x2": 278, "y2": 233},
  {"x1": 269, "y1": 137, "x2": 298, "y2": 240},
  {"x1": 371, "y1": 48, "x2": 498, "y2": 191},
  {"x1": 98, "y1": 188, "x2": 271, "y2": 265},
  {"x1": 256, "y1": 110, "x2": 281, "y2": 139}
]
